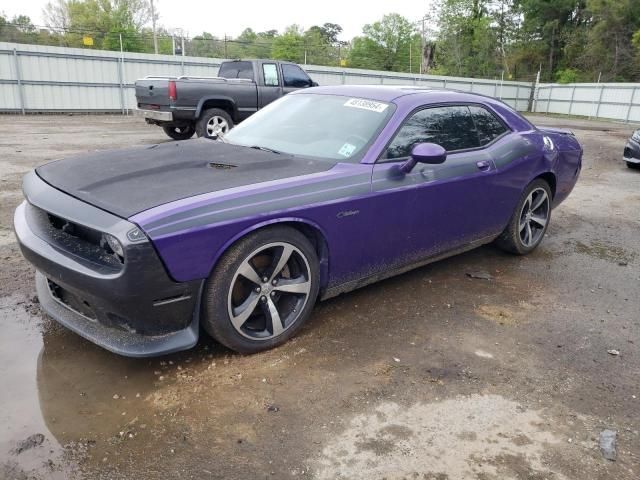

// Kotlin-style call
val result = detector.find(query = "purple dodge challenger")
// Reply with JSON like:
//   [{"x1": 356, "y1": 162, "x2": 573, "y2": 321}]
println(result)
[{"x1": 14, "y1": 86, "x2": 582, "y2": 356}]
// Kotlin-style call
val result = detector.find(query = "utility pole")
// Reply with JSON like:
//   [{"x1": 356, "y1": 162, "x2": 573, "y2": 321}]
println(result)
[
  {"x1": 150, "y1": 0, "x2": 158, "y2": 54},
  {"x1": 420, "y1": 16, "x2": 426, "y2": 74},
  {"x1": 224, "y1": 34, "x2": 228, "y2": 58}
]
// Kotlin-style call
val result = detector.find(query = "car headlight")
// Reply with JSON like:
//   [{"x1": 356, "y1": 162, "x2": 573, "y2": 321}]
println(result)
[
  {"x1": 103, "y1": 233, "x2": 124, "y2": 258},
  {"x1": 632, "y1": 130, "x2": 640, "y2": 142}
]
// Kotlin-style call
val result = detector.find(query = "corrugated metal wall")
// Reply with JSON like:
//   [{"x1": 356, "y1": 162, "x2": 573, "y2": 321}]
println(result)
[
  {"x1": 534, "y1": 83, "x2": 640, "y2": 122},
  {"x1": 0, "y1": 42, "x2": 532, "y2": 114}
]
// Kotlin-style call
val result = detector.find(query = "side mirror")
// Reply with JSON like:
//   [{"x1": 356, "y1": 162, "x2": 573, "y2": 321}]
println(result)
[
  {"x1": 399, "y1": 143, "x2": 447, "y2": 173},
  {"x1": 310, "y1": 80, "x2": 319, "y2": 87}
]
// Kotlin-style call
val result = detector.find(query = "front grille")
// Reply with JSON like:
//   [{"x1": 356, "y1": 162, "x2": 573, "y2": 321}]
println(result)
[
  {"x1": 26, "y1": 203, "x2": 123, "y2": 270},
  {"x1": 48, "y1": 279, "x2": 97, "y2": 321}
]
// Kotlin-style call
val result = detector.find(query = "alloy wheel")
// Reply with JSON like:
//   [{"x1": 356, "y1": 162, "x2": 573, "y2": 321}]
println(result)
[
  {"x1": 518, "y1": 187, "x2": 550, "y2": 247},
  {"x1": 227, "y1": 242, "x2": 312, "y2": 340},
  {"x1": 206, "y1": 116, "x2": 229, "y2": 137}
]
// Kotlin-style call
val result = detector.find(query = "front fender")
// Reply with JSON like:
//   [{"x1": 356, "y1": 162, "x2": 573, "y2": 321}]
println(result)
[{"x1": 206, "y1": 217, "x2": 331, "y2": 291}]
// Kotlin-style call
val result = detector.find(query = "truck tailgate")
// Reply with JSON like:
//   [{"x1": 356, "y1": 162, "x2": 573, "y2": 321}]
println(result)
[{"x1": 135, "y1": 79, "x2": 172, "y2": 108}]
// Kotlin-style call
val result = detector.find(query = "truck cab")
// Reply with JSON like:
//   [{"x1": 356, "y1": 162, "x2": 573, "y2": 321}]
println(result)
[{"x1": 135, "y1": 59, "x2": 317, "y2": 140}]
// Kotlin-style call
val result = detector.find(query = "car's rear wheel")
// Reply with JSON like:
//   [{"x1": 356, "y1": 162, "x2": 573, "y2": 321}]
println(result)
[
  {"x1": 162, "y1": 124, "x2": 195, "y2": 140},
  {"x1": 202, "y1": 226, "x2": 320, "y2": 354},
  {"x1": 495, "y1": 179, "x2": 552, "y2": 255},
  {"x1": 196, "y1": 108, "x2": 233, "y2": 139},
  {"x1": 626, "y1": 161, "x2": 640, "y2": 169}
]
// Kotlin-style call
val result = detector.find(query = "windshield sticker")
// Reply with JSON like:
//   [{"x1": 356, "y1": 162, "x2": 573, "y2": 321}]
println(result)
[
  {"x1": 338, "y1": 143, "x2": 357, "y2": 157},
  {"x1": 344, "y1": 98, "x2": 388, "y2": 113}
]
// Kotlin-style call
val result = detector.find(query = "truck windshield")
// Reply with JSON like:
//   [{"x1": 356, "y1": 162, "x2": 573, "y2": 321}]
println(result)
[{"x1": 224, "y1": 94, "x2": 394, "y2": 162}]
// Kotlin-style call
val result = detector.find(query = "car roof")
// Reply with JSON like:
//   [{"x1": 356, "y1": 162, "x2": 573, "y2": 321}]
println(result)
[{"x1": 294, "y1": 84, "x2": 498, "y2": 105}]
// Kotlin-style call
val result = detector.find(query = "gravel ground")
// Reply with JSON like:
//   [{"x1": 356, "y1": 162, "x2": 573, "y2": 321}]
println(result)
[{"x1": 0, "y1": 114, "x2": 638, "y2": 480}]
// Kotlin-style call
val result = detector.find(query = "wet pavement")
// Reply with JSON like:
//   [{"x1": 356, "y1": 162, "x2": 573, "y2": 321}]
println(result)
[{"x1": 0, "y1": 114, "x2": 639, "y2": 479}]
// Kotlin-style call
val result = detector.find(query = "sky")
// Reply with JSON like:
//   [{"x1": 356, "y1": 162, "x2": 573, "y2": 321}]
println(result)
[{"x1": 1, "y1": 0, "x2": 434, "y2": 40}]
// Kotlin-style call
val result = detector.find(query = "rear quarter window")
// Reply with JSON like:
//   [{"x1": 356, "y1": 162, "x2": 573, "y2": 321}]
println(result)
[
  {"x1": 219, "y1": 61, "x2": 254, "y2": 80},
  {"x1": 469, "y1": 105, "x2": 509, "y2": 145}
]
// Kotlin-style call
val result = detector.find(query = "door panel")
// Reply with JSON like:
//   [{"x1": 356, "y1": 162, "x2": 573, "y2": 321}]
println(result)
[
  {"x1": 368, "y1": 149, "x2": 498, "y2": 269},
  {"x1": 258, "y1": 63, "x2": 282, "y2": 108},
  {"x1": 361, "y1": 105, "x2": 531, "y2": 276}
]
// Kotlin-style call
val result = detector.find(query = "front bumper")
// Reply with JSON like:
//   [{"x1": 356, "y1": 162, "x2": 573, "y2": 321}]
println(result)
[
  {"x1": 623, "y1": 137, "x2": 640, "y2": 164},
  {"x1": 134, "y1": 108, "x2": 173, "y2": 122},
  {"x1": 14, "y1": 172, "x2": 203, "y2": 357}
]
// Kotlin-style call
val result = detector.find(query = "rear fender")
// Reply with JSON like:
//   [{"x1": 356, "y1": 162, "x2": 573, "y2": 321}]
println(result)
[{"x1": 195, "y1": 96, "x2": 238, "y2": 120}]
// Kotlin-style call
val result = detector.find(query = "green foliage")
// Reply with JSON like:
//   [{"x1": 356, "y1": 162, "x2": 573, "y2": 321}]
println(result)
[
  {"x1": 5, "y1": 1, "x2": 640, "y2": 80},
  {"x1": 348, "y1": 13, "x2": 420, "y2": 72},
  {"x1": 555, "y1": 68, "x2": 578, "y2": 83},
  {"x1": 434, "y1": 0, "x2": 640, "y2": 81},
  {"x1": 271, "y1": 25, "x2": 305, "y2": 62},
  {"x1": 435, "y1": 0, "x2": 499, "y2": 77}
]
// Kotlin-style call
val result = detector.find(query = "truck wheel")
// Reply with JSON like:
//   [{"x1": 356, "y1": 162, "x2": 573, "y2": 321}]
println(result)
[
  {"x1": 196, "y1": 108, "x2": 233, "y2": 139},
  {"x1": 202, "y1": 226, "x2": 320, "y2": 354},
  {"x1": 162, "y1": 125, "x2": 195, "y2": 140}
]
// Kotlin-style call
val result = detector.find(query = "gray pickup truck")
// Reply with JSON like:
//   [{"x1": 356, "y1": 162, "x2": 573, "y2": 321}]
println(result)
[{"x1": 135, "y1": 59, "x2": 318, "y2": 140}]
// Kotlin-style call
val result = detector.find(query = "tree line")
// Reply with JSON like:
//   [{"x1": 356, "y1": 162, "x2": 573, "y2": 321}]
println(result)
[{"x1": 1, "y1": 0, "x2": 640, "y2": 82}]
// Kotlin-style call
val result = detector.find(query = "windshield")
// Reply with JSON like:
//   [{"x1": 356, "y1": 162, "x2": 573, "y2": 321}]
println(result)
[{"x1": 224, "y1": 94, "x2": 394, "y2": 161}]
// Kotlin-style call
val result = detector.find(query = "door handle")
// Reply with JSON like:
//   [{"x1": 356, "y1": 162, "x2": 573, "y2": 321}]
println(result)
[{"x1": 476, "y1": 160, "x2": 491, "y2": 171}]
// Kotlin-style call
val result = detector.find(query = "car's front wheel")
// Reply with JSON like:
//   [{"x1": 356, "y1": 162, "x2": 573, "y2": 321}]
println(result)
[
  {"x1": 495, "y1": 178, "x2": 552, "y2": 255},
  {"x1": 202, "y1": 226, "x2": 320, "y2": 354}
]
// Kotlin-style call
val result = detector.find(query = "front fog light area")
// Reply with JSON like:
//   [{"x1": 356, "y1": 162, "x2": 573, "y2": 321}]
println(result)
[{"x1": 102, "y1": 233, "x2": 124, "y2": 259}]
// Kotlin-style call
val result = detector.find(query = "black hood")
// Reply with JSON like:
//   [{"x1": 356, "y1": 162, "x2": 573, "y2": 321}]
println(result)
[{"x1": 36, "y1": 139, "x2": 334, "y2": 218}]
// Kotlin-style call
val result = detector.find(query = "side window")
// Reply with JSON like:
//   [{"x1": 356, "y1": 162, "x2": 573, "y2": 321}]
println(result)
[
  {"x1": 282, "y1": 64, "x2": 311, "y2": 88},
  {"x1": 218, "y1": 61, "x2": 254, "y2": 80},
  {"x1": 469, "y1": 105, "x2": 508, "y2": 145},
  {"x1": 384, "y1": 106, "x2": 479, "y2": 159},
  {"x1": 262, "y1": 63, "x2": 279, "y2": 86}
]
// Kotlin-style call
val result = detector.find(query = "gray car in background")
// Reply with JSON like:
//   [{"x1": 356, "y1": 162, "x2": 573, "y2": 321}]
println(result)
[
  {"x1": 623, "y1": 129, "x2": 640, "y2": 169},
  {"x1": 135, "y1": 59, "x2": 318, "y2": 140}
]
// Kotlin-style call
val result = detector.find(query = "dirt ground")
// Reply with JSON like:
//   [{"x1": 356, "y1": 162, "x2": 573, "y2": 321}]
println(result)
[{"x1": 0, "y1": 113, "x2": 638, "y2": 480}]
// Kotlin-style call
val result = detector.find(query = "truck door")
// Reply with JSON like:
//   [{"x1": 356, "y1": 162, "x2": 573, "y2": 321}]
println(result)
[
  {"x1": 257, "y1": 62, "x2": 283, "y2": 108},
  {"x1": 280, "y1": 63, "x2": 314, "y2": 95}
]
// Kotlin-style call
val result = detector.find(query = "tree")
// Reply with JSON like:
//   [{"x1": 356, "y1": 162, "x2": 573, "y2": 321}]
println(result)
[
  {"x1": 578, "y1": 0, "x2": 640, "y2": 81},
  {"x1": 43, "y1": 0, "x2": 152, "y2": 51},
  {"x1": 348, "y1": 13, "x2": 417, "y2": 71},
  {"x1": 434, "y1": 0, "x2": 500, "y2": 77},
  {"x1": 271, "y1": 25, "x2": 304, "y2": 62}
]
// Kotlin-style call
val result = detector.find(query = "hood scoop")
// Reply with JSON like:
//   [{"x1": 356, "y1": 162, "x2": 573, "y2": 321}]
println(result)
[{"x1": 208, "y1": 162, "x2": 237, "y2": 170}]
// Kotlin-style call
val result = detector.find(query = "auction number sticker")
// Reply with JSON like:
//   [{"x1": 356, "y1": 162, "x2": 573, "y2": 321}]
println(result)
[{"x1": 344, "y1": 98, "x2": 388, "y2": 113}]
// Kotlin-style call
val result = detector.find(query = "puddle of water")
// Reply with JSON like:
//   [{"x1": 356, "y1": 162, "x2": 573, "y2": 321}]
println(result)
[
  {"x1": 0, "y1": 295, "x2": 68, "y2": 479},
  {"x1": 0, "y1": 293, "x2": 169, "y2": 478}
]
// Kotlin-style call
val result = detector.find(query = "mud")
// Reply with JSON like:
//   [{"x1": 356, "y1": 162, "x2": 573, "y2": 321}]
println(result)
[{"x1": 0, "y1": 114, "x2": 639, "y2": 479}]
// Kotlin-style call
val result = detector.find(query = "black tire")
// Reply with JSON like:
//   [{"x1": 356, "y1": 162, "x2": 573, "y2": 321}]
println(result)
[
  {"x1": 202, "y1": 226, "x2": 320, "y2": 354},
  {"x1": 495, "y1": 178, "x2": 552, "y2": 255},
  {"x1": 627, "y1": 161, "x2": 640, "y2": 169},
  {"x1": 196, "y1": 108, "x2": 234, "y2": 138},
  {"x1": 162, "y1": 124, "x2": 195, "y2": 140}
]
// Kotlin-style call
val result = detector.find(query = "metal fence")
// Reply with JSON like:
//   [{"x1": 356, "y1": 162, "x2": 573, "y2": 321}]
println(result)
[
  {"x1": 0, "y1": 41, "x2": 533, "y2": 114},
  {"x1": 534, "y1": 83, "x2": 640, "y2": 122}
]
